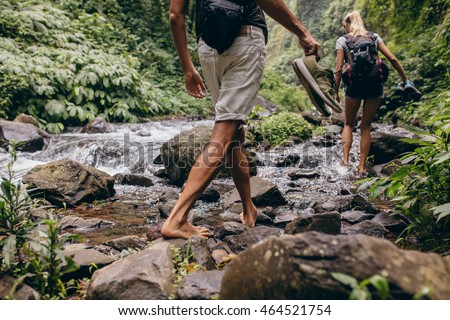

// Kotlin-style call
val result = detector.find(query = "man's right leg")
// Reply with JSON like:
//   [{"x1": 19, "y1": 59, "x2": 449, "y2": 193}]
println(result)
[
  {"x1": 161, "y1": 120, "x2": 239, "y2": 239},
  {"x1": 226, "y1": 126, "x2": 257, "y2": 227}
]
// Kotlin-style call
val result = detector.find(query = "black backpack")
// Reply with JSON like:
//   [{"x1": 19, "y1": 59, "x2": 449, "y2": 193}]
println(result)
[
  {"x1": 198, "y1": 0, "x2": 247, "y2": 54},
  {"x1": 341, "y1": 32, "x2": 389, "y2": 87}
]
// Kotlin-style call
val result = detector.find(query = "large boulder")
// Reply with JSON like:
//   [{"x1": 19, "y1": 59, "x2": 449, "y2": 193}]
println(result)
[
  {"x1": 23, "y1": 159, "x2": 115, "y2": 207},
  {"x1": 224, "y1": 176, "x2": 286, "y2": 208},
  {"x1": 220, "y1": 232, "x2": 450, "y2": 299},
  {"x1": 0, "y1": 120, "x2": 46, "y2": 152},
  {"x1": 81, "y1": 117, "x2": 114, "y2": 134},
  {"x1": 87, "y1": 242, "x2": 174, "y2": 299},
  {"x1": 160, "y1": 126, "x2": 256, "y2": 186},
  {"x1": 369, "y1": 127, "x2": 420, "y2": 164}
]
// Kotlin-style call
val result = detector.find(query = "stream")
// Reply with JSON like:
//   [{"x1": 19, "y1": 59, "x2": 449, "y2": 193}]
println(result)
[{"x1": 1, "y1": 118, "x2": 380, "y2": 245}]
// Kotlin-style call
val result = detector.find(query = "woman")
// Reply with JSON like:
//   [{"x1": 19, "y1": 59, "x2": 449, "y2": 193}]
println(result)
[{"x1": 334, "y1": 11, "x2": 416, "y2": 175}]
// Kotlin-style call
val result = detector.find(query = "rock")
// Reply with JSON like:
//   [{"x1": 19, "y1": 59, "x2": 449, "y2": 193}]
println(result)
[
  {"x1": 275, "y1": 154, "x2": 300, "y2": 167},
  {"x1": 190, "y1": 208, "x2": 224, "y2": 230},
  {"x1": 159, "y1": 189, "x2": 179, "y2": 203},
  {"x1": 115, "y1": 173, "x2": 153, "y2": 187},
  {"x1": 186, "y1": 236, "x2": 216, "y2": 270},
  {"x1": 224, "y1": 176, "x2": 286, "y2": 208},
  {"x1": 154, "y1": 168, "x2": 168, "y2": 178},
  {"x1": 285, "y1": 212, "x2": 341, "y2": 235},
  {"x1": 0, "y1": 273, "x2": 39, "y2": 300},
  {"x1": 326, "y1": 124, "x2": 343, "y2": 135},
  {"x1": 380, "y1": 159, "x2": 402, "y2": 176},
  {"x1": 14, "y1": 113, "x2": 39, "y2": 127},
  {"x1": 341, "y1": 210, "x2": 375, "y2": 224},
  {"x1": 314, "y1": 196, "x2": 352, "y2": 213},
  {"x1": 161, "y1": 126, "x2": 257, "y2": 186},
  {"x1": 372, "y1": 211, "x2": 408, "y2": 233},
  {"x1": 23, "y1": 159, "x2": 115, "y2": 207},
  {"x1": 153, "y1": 154, "x2": 164, "y2": 164},
  {"x1": 224, "y1": 226, "x2": 283, "y2": 253},
  {"x1": 105, "y1": 235, "x2": 145, "y2": 251},
  {"x1": 158, "y1": 200, "x2": 177, "y2": 219},
  {"x1": 218, "y1": 221, "x2": 248, "y2": 239},
  {"x1": 288, "y1": 169, "x2": 319, "y2": 180},
  {"x1": 0, "y1": 120, "x2": 45, "y2": 152},
  {"x1": 273, "y1": 211, "x2": 300, "y2": 227},
  {"x1": 211, "y1": 249, "x2": 230, "y2": 265},
  {"x1": 369, "y1": 128, "x2": 420, "y2": 164},
  {"x1": 220, "y1": 232, "x2": 450, "y2": 299},
  {"x1": 177, "y1": 270, "x2": 224, "y2": 300},
  {"x1": 146, "y1": 223, "x2": 163, "y2": 241},
  {"x1": 301, "y1": 111, "x2": 322, "y2": 126},
  {"x1": 198, "y1": 187, "x2": 220, "y2": 203},
  {"x1": 64, "y1": 244, "x2": 115, "y2": 278},
  {"x1": 342, "y1": 220, "x2": 386, "y2": 238},
  {"x1": 331, "y1": 111, "x2": 345, "y2": 126},
  {"x1": 81, "y1": 117, "x2": 113, "y2": 134},
  {"x1": 253, "y1": 96, "x2": 277, "y2": 117},
  {"x1": 137, "y1": 130, "x2": 151, "y2": 137},
  {"x1": 351, "y1": 195, "x2": 380, "y2": 214},
  {"x1": 87, "y1": 242, "x2": 174, "y2": 299},
  {"x1": 60, "y1": 216, "x2": 114, "y2": 231}
]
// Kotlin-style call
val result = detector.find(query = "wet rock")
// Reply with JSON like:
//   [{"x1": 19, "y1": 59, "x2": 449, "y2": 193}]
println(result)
[
  {"x1": 211, "y1": 249, "x2": 230, "y2": 265},
  {"x1": 226, "y1": 203, "x2": 243, "y2": 214},
  {"x1": 114, "y1": 173, "x2": 154, "y2": 187},
  {"x1": 154, "y1": 168, "x2": 168, "y2": 178},
  {"x1": 81, "y1": 117, "x2": 114, "y2": 134},
  {"x1": 275, "y1": 154, "x2": 300, "y2": 167},
  {"x1": 146, "y1": 223, "x2": 164, "y2": 242},
  {"x1": 60, "y1": 216, "x2": 114, "y2": 231},
  {"x1": 14, "y1": 113, "x2": 39, "y2": 127},
  {"x1": 177, "y1": 270, "x2": 224, "y2": 300},
  {"x1": 273, "y1": 211, "x2": 300, "y2": 227},
  {"x1": 0, "y1": 273, "x2": 39, "y2": 300},
  {"x1": 186, "y1": 236, "x2": 215, "y2": 270},
  {"x1": 23, "y1": 159, "x2": 115, "y2": 207},
  {"x1": 301, "y1": 111, "x2": 322, "y2": 126},
  {"x1": 105, "y1": 235, "x2": 146, "y2": 251},
  {"x1": 153, "y1": 154, "x2": 164, "y2": 165},
  {"x1": 351, "y1": 195, "x2": 380, "y2": 214},
  {"x1": 87, "y1": 242, "x2": 174, "y2": 299},
  {"x1": 342, "y1": 220, "x2": 386, "y2": 238},
  {"x1": 314, "y1": 196, "x2": 352, "y2": 213},
  {"x1": 380, "y1": 159, "x2": 402, "y2": 176},
  {"x1": 288, "y1": 169, "x2": 320, "y2": 180},
  {"x1": 341, "y1": 210, "x2": 375, "y2": 224},
  {"x1": 161, "y1": 126, "x2": 257, "y2": 186},
  {"x1": 64, "y1": 243, "x2": 115, "y2": 279},
  {"x1": 370, "y1": 127, "x2": 420, "y2": 164},
  {"x1": 158, "y1": 200, "x2": 177, "y2": 219},
  {"x1": 159, "y1": 189, "x2": 179, "y2": 203},
  {"x1": 199, "y1": 187, "x2": 220, "y2": 203},
  {"x1": 190, "y1": 208, "x2": 224, "y2": 230},
  {"x1": 285, "y1": 212, "x2": 341, "y2": 235},
  {"x1": 331, "y1": 111, "x2": 345, "y2": 126},
  {"x1": 0, "y1": 120, "x2": 45, "y2": 152},
  {"x1": 218, "y1": 221, "x2": 248, "y2": 239},
  {"x1": 256, "y1": 212, "x2": 273, "y2": 225},
  {"x1": 137, "y1": 130, "x2": 151, "y2": 137},
  {"x1": 220, "y1": 232, "x2": 450, "y2": 299},
  {"x1": 224, "y1": 226, "x2": 283, "y2": 253},
  {"x1": 372, "y1": 211, "x2": 408, "y2": 233},
  {"x1": 224, "y1": 176, "x2": 286, "y2": 208},
  {"x1": 326, "y1": 124, "x2": 343, "y2": 135}
]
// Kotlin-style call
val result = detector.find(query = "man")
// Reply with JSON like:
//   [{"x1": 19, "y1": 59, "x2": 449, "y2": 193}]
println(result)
[{"x1": 161, "y1": 0, "x2": 321, "y2": 239}]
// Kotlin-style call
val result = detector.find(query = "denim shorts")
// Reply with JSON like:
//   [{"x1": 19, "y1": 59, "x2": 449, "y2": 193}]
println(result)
[
  {"x1": 198, "y1": 26, "x2": 266, "y2": 123},
  {"x1": 345, "y1": 81, "x2": 384, "y2": 100}
]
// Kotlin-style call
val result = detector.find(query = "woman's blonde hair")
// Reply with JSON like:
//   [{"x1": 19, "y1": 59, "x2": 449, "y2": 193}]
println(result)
[{"x1": 343, "y1": 11, "x2": 368, "y2": 37}]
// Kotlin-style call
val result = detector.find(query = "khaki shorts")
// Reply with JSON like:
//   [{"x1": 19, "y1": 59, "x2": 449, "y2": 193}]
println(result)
[{"x1": 198, "y1": 26, "x2": 266, "y2": 123}]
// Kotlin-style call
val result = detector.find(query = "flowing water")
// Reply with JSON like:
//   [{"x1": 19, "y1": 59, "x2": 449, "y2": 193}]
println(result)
[{"x1": 0, "y1": 118, "x2": 379, "y2": 245}]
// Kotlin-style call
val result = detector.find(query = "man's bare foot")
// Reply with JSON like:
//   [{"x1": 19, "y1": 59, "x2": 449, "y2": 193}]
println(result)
[
  {"x1": 239, "y1": 206, "x2": 257, "y2": 228},
  {"x1": 161, "y1": 221, "x2": 212, "y2": 239}
]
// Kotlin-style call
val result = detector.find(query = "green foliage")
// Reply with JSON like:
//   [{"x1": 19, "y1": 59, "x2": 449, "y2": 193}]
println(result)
[
  {"x1": 0, "y1": 141, "x2": 34, "y2": 269},
  {"x1": 249, "y1": 111, "x2": 314, "y2": 146},
  {"x1": 0, "y1": 142, "x2": 81, "y2": 299},
  {"x1": 358, "y1": 120, "x2": 450, "y2": 250},
  {"x1": 332, "y1": 272, "x2": 390, "y2": 300}
]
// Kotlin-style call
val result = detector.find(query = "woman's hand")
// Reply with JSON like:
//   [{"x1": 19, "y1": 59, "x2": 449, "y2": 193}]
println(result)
[{"x1": 184, "y1": 69, "x2": 206, "y2": 99}]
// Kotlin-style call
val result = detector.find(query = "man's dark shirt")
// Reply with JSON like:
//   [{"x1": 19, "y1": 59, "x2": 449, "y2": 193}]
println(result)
[{"x1": 195, "y1": 0, "x2": 268, "y2": 43}]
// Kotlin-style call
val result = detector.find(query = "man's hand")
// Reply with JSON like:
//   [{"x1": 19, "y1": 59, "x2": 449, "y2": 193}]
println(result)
[
  {"x1": 299, "y1": 34, "x2": 322, "y2": 59},
  {"x1": 185, "y1": 69, "x2": 206, "y2": 99}
]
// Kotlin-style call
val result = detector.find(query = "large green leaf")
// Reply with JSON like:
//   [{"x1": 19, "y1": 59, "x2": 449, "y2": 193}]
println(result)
[{"x1": 3, "y1": 234, "x2": 17, "y2": 267}]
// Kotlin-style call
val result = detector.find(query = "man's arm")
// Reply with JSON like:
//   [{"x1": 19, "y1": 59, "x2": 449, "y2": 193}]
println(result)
[
  {"x1": 255, "y1": 0, "x2": 321, "y2": 57},
  {"x1": 170, "y1": 0, "x2": 206, "y2": 98}
]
